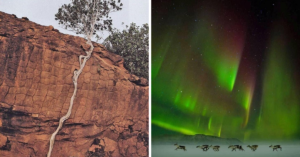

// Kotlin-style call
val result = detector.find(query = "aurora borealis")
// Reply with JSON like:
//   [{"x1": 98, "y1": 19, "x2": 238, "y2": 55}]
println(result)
[{"x1": 152, "y1": 0, "x2": 300, "y2": 141}]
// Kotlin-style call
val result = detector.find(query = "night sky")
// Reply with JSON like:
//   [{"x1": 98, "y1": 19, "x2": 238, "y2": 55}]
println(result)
[{"x1": 152, "y1": 0, "x2": 300, "y2": 141}]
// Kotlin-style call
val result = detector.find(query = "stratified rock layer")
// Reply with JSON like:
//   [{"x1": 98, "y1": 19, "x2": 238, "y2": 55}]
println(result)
[{"x1": 0, "y1": 12, "x2": 148, "y2": 157}]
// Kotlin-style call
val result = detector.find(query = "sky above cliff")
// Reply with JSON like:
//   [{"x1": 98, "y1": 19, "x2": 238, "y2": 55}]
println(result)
[
  {"x1": 0, "y1": 0, "x2": 149, "y2": 42},
  {"x1": 152, "y1": 0, "x2": 300, "y2": 141}
]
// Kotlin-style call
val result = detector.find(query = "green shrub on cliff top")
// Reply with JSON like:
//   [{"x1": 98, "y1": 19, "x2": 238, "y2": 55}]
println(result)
[{"x1": 103, "y1": 23, "x2": 149, "y2": 79}]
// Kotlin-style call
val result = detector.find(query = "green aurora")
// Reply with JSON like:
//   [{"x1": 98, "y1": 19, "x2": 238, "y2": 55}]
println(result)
[{"x1": 152, "y1": 0, "x2": 300, "y2": 141}]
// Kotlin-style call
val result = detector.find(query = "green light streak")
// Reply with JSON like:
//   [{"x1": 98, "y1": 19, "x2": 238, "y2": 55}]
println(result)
[
  {"x1": 250, "y1": 22, "x2": 300, "y2": 140},
  {"x1": 208, "y1": 117, "x2": 212, "y2": 130},
  {"x1": 185, "y1": 97, "x2": 191, "y2": 108},
  {"x1": 174, "y1": 91, "x2": 182, "y2": 104},
  {"x1": 190, "y1": 14, "x2": 243, "y2": 91},
  {"x1": 152, "y1": 120, "x2": 198, "y2": 135},
  {"x1": 244, "y1": 86, "x2": 254, "y2": 127},
  {"x1": 217, "y1": 59, "x2": 240, "y2": 91},
  {"x1": 218, "y1": 125, "x2": 222, "y2": 137},
  {"x1": 152, "y1": 28, "x2": 177, "y2": 79},
  {"x1": 258, "y1": 105, "x2": 263, "y2": 123}
]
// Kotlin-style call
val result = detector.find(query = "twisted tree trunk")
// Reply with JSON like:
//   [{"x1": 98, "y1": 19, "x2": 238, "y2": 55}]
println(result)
[{"x1": 47, "y1": 41, "x2": 94, "y2": 157}]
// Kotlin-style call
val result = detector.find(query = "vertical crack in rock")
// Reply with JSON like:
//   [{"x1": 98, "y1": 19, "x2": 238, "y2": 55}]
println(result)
[{"x1": 47, "y1": 42, "x2": 94, "y2": 157}]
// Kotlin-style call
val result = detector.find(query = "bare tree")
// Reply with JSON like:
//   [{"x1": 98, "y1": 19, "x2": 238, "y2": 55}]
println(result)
[{"x1": 47, "y1": 1, "x2": 122, "y2": 157}]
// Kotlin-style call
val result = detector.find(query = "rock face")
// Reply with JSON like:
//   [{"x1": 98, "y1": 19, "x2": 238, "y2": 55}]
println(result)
[
  {"x1": 0, "y1": 12, "x2": 148, "y2": 157},
  {"x1": 152, "y1": 134, "x2": 243, "y2": 145}
]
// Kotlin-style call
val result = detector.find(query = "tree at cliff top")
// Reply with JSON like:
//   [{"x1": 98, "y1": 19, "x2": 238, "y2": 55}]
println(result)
[
  {"x1": 47, "y1": 1, "x2": 122, "y2": 157},
  {"x1": 55, "y1": 0, "x2": 123, "y2": 43},
  {"x1": 103, "y1": 23, "x2": 149, "y2": 79}
]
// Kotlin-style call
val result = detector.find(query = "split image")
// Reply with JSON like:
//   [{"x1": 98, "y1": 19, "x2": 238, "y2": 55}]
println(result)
[{"x1": 0, "y1": 0, "x2": 300, "y2": 157}]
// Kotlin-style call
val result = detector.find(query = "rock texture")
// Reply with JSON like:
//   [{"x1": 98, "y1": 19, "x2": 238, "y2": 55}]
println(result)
[{"x1": 0, "y1": 12, "x2": 148, "y2": 157}]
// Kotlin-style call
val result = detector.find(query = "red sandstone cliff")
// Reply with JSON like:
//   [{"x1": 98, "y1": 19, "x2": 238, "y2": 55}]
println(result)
[{"x1": 0, "y1": 12, "x2": 148, "y2": 157}]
